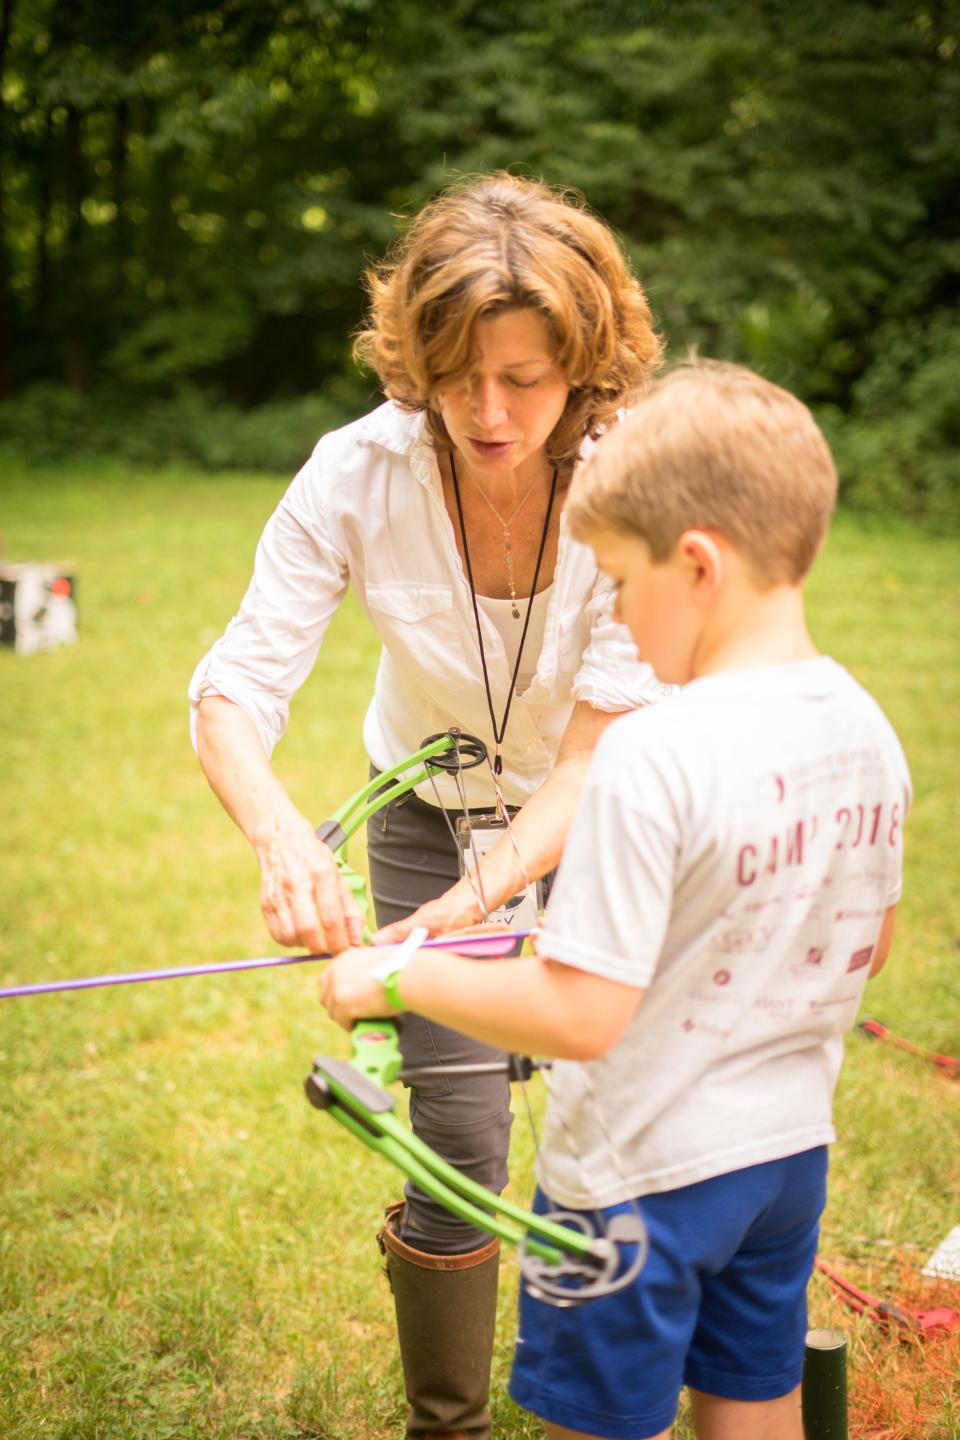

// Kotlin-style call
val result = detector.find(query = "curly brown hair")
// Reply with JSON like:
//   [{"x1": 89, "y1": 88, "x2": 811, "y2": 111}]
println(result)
[{"x1": 353, "y1": 173, "x2": 663, "y2": 472}]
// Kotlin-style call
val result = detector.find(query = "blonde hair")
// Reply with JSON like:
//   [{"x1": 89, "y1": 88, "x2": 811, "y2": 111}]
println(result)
[
  {"x1": 567, "y1": 359, "x2": 838, "y2": 585},
  {"x1": 353, "y1": 172, "x2": 663, "y2": 472}
]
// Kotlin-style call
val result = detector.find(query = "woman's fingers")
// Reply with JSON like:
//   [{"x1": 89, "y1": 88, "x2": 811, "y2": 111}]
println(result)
[
  {"x1": 311, "y1": 863, "x2": 360, "y2": 954},
  {"x1": 373, "y1": 916, "x2": 419, "y2": 945},
  {"x1": 372, "y1": 890, "x2": 477, "y2": 945},
  {"x1": 258, "y1": 829, "x2": 359, "y2": 953}
]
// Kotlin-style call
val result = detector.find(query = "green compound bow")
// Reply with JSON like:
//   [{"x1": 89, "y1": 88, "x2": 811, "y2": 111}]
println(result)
[{"x1": 303, "y1": 728, "x2": 648, "y2": 1307}]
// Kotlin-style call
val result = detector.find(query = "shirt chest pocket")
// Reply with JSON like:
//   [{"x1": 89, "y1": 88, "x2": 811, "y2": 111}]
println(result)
[
  {"x1": 364, "y1": 582, "x2": 469, "y2": 679},
  {"x1": 365, "y1": 582, "x2": 455, "y2": 625}
]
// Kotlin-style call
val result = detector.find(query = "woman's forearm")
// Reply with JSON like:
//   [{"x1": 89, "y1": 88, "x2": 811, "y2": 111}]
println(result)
[
  {"x1": 196, "y1": 696, "x2": 307, "y2": 846},
  {"x1": 195, "y1": 695, "x2": 362, "y2": 951},
  {"x1": 371, "y1": 703, "x2": 626, "y2": 941}
]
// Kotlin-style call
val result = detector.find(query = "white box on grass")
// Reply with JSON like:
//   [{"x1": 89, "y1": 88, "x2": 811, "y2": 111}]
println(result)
[
  {"x1": 0, "y1": 563, "x2": 78, "y2": 655},
  {"x1": 922, "y1": 1224, "x2": 960, "y2": 1281}
]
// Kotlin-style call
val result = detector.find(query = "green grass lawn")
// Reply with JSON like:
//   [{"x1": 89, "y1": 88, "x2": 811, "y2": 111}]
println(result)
[{"x1": 1, "y1": 460, "x2": 958, "y2": 1439}]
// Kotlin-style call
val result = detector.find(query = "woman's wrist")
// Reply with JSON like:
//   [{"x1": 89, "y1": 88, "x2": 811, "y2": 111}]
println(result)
[
  {"x1": 463, "y1": 841, "x2": 534, "y2": 920},
  {"x1": 250, "y1": 806, "x2": 318, "y2": 858},
  {"x1": 448, "y1": 876, "x2": 490, "y2": 927}
]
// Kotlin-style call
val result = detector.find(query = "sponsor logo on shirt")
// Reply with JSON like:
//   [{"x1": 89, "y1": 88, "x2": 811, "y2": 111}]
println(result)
[
  {"x1": 712, "y1": 927, "x2": 770, "y2": 955},
  {"x1": 790, "y1": 945, "x2": 829, "y2": 981},
  {"x1": 752, "y1": 995, "x2": 795, "y2": 1020}
]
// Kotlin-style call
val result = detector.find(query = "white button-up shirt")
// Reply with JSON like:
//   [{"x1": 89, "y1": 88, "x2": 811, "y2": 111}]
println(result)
[{"x1": 189, "y1": 401, "x2": 667, "y2": 808}]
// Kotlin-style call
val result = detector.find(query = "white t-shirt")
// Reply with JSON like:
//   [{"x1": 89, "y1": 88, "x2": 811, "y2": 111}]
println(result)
[
  {"x1": 536, "y1": 657, "x2": 911, "y2": 1207},
  {"x1": 188, "y1": 403, "x2": 669, "y2": 809}
]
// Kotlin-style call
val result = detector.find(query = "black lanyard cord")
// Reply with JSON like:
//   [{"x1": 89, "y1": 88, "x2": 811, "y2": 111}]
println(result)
[{"x1": 449, "y1": 451, "x2": 559, "y2": 777}]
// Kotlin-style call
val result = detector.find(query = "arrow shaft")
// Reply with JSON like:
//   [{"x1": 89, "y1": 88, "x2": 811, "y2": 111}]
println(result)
[{"x1": 0, "y1": 931, "x2": 530, "y2": 1000}]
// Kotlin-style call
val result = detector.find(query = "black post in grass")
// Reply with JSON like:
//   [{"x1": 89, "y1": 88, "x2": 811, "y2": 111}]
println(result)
[{"x1": 802, "y1": 1328, "x2": 848, "y2": 1440}]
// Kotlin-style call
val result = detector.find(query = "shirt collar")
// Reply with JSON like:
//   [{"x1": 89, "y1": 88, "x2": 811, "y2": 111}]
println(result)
[
  {"x1": 356, "y1": 401, "x2": 439, "y2": 490},
  {"x1": 356, "y1": 399, "x2": 426, "y2": 453}
]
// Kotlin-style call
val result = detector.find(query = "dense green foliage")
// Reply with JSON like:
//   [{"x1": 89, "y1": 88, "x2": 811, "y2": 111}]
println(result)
[{"x1": 1, "y1": 2, "x2": 958, "y2": 515}]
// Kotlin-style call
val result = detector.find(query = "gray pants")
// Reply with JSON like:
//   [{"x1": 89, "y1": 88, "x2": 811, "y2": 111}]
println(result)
[{"x1": 366, "y1": 772, "x2": 514, "y2": 1255}]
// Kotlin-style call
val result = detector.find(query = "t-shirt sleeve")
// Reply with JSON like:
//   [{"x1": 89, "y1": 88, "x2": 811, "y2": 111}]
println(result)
[
  {"x1": 188, "y1": 449, "x2": 349, "y2": 756},
  {"x1": 571, "y1": 576, "x2": 676, "y2": 712},
  {"x1": 536, "y1": 724, "x2": 679, "y2": 989}
]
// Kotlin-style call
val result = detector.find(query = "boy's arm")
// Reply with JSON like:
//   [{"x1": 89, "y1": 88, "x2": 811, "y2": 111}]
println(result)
[
  {"x1": 321, "y1": 720, "x2": 671, "y2": 1061},
  {"x1": 319, "y1": 947, "x2": 644, "y2": 1061},
  {"x1": 870, "y1": 904, "x2": 898, "y2": 978}
]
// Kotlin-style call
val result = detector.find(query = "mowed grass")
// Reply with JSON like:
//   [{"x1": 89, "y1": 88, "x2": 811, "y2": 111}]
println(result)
[{"x1": 0, "y1": 459, "x2": 957, "y2": 1440}]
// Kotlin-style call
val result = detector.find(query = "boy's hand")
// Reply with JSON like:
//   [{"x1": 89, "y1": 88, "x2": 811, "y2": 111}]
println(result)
[{"x1": 319, "y1": 947, "x2": 392, "y2": 1031}]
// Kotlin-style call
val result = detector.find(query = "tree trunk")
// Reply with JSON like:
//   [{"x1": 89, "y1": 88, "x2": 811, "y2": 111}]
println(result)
[
  {"x1": 0, "y1": 0, "x2": 16, "y2": 398},
  {"x1": 34, "y1": 108, "x2": 52, "y2": 323},
  {"x1": 112, "y1": 96, "x2": 129, "y2": 299},
  {"x1": 62, "y1": 102, "x2": 86, "y2": 392}
]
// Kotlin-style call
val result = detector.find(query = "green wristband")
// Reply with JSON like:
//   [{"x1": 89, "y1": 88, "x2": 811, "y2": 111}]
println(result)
[
  {"x1": 370, "y1": 926, "x2": 429, "y2": 1013},
  {"x1": 381, "y1": 968, "x2": 408, "y2": 1013}
]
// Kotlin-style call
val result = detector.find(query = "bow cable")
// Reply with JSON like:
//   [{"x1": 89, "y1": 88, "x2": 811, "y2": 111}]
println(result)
[{"x1": 306, "y1": 729, "x2": 649, "y2": 1306}]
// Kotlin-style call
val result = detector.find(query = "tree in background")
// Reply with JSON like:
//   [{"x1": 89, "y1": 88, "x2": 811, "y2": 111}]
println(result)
[{"x1": 1, "y1": 0, "x2": 957, "y2": 514}]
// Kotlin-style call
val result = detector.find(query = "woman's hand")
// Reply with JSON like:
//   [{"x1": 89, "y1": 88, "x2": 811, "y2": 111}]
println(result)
[
  {"x1": 372, "y1": 880, "x2": 483, "y2": 946},
  {"x1": 319, "y1": 947, "x2": 391, "y2": 1030},
  {"x1": 255, "y1": 815, "x2": 364, "y2": 954},
  {"x1": 195, "y1": 698, "x2": 363, "y2": 954}
]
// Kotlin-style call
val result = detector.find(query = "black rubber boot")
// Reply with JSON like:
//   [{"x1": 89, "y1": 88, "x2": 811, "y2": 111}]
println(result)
[{"x1": 378, "y1": 1201, "x2": 500, "y2": 1440}]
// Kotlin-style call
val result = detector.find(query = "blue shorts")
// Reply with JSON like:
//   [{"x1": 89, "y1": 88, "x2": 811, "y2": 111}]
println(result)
[{"x1": 510, "y1": 1147, "x2": 828, "y2": 1440}]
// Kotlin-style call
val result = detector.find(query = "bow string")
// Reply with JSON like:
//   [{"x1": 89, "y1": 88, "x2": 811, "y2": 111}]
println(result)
[{"x1": 304, "y1": 727, "x2": 648, "y2": 1307}]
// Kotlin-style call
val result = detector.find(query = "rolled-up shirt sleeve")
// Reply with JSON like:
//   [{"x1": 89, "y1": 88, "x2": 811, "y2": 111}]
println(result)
[
  {"x1": 571, "y1": 577, "x2": 676, "y2": 712},
  {"x1": 188, "y1": 459, "x2": 349, "y2": 756}
]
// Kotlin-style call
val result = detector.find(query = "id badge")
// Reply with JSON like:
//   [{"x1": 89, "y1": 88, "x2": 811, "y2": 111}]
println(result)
[{"x1": 455, "y1": 814, "x2": 543, "y2": 931}]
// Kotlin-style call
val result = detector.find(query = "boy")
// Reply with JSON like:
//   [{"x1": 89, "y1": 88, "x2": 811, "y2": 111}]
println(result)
[{"x1": 320, "y1": 360, "x2": 911, "y2": 1440}]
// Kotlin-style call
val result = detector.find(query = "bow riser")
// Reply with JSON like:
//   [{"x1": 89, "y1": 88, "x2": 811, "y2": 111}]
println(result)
[{"x1": 306, "y1": 728, "x2": 650, "y2": 1306}]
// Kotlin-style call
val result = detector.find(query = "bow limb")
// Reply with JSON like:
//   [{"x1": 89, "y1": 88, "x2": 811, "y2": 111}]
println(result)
[
  {"x1": 320, "y1": 729, "x2": 488, "y2": 856},
  {"x1": 317, "y1": 729, "x2": 486, "y2": 943},
  {"x1": 304, "y1": 1041, "x2": 648, "y2": 1294},
  {"x1": 308, "y1": 730, "x2": 649, "y2": 1305},
  {"x1": 306, "y1": 1013, "x2": 648, "y2": 1307}
]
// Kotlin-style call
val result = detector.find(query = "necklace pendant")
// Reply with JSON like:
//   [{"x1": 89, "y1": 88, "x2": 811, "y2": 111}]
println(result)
[{"x1": 503, "y1": 525, "x2": 519, "y2": 615}]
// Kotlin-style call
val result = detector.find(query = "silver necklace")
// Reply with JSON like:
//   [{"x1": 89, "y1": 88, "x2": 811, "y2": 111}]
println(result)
[{"x1": 464, "y1": 466, "x2": 545, "y2": 618}]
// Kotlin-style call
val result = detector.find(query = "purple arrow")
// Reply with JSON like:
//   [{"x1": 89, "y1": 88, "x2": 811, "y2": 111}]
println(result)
[{"x1": 0, "y1": 931, "x2": 530, "y2": 1000}]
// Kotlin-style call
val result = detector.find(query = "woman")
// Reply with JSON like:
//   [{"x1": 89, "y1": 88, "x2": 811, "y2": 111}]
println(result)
[{"x1": 190, "y1": 172, "x2": 664, "y2": 1440}]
